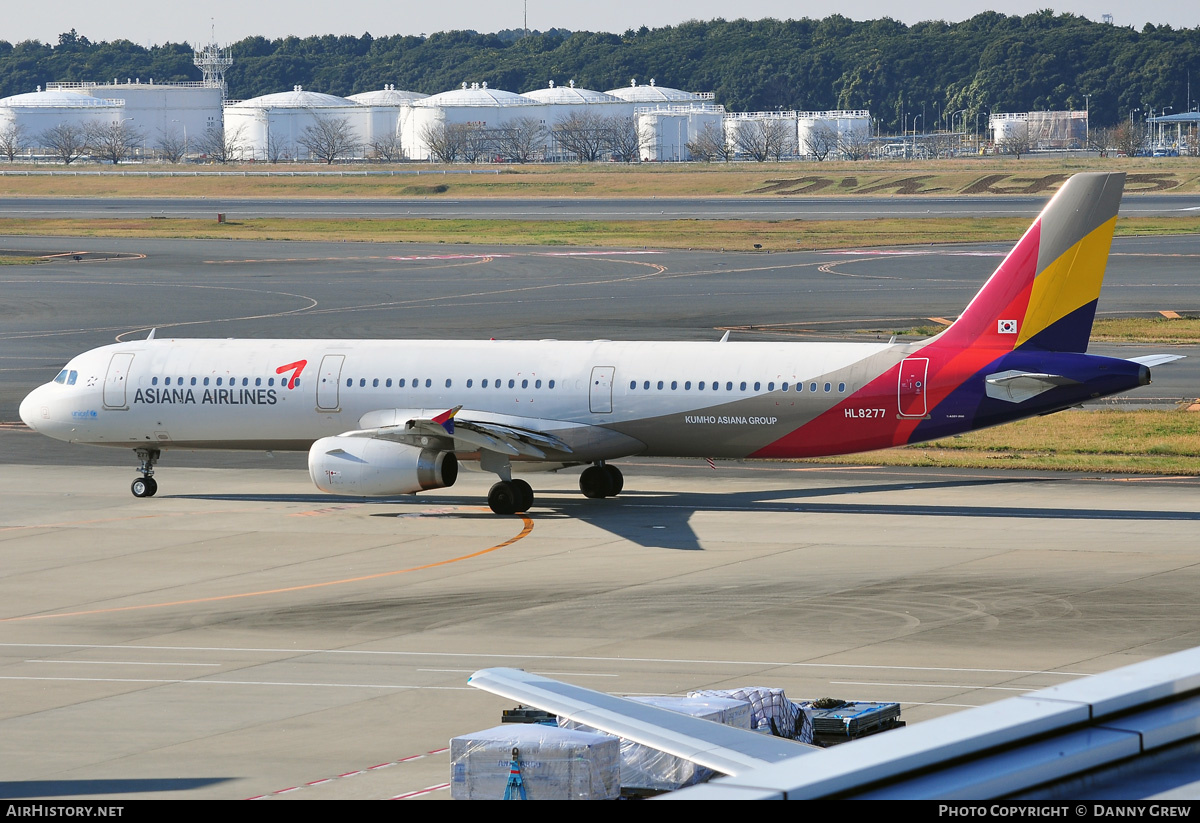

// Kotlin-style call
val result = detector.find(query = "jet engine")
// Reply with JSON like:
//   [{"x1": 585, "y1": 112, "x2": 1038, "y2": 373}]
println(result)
[{"x1": 308, "y1": 436, "x2": 458, "y2": 496}]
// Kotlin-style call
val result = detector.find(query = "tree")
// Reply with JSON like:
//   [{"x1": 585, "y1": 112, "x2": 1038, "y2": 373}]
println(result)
[
  {"x1": 0, "y1": 123, "x2": 28, "y2": 161},
  {"x1": 802, "y1": 123, "x2": 840, "y2": 161},
  {"x1": 685, "y1": 121, "x2": 734, "y2": 162},
  {"x1": 196, "y1": 123, "x2": 246, "y2": 164},
  {"x1": 837, "y1": 127, "x2": 876, "y2": 161},
  {"x1": 459, "y1": 123, "x2": 494, "y2": 163},
  {"x1": 996, "y1": 122, "x2": 1032, "y2": 159},
  {"x1": 266, "y1": 131, "x2": 293, "y2": 163},
  {"x1": 85, "y1": 121, "x2": 145, "y2": 165},
  {"x1": 39, "y1": 123, "x2": 88, "y2": 165},
  {"x1": 733, "y1": 117, "x2": 794, "y2": 161},
  {"x1": 296, "y1": 114, "x2": 363, "y2": 164},
  {"x1": 1111, "y1": 120, "x2": 1146, "y2": 157},
  {"x1": 492, "y1": 116, "x2": 546, "y2": 163},
  {"x1": 600, "y1": 114, "x2": 641, "y2": 162},
  {"x1": 552, "y1": 111, "x2": 607, "y2": 162},
  {"x1": 368, "y1": 131, "x2": 405, "y2": 162},
  {"x1": 421, "y1": 121, "x2": 470, "y2": 163},
  {"x1": 155, "y1": 126, "x2": 188, "y2": 164}
]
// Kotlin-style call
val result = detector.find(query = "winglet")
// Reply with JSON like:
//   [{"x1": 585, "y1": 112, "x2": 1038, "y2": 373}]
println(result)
[
  {"x1": 146, "y1": 328, "x2": 156, "y2": 340},
  {"x1": 432, "y1": 405, "x2": 462, "y2": 435}
]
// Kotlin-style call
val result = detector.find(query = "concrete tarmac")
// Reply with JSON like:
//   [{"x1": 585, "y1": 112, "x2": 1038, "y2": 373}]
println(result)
[
  {"x1": 3, "y1": 457, "x2": 1200, "y2": 800},
  {"x1": 1, "y1": 192, "x2": 1199, "y2": 221},
  {"x1": 2, "y1": 231, "x2": 1199, "y2": 800}
]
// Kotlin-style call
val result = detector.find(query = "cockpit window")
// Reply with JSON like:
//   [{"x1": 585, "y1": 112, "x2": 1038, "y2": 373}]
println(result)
[
  {"x1": 67, "y1": 370, "x2": 78, "y2": 385},
  {"x1": 54, "y1": 370, "x2": 68, "y2": 384}
]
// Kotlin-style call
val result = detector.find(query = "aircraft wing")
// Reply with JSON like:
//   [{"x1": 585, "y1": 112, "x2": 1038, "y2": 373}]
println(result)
[
  {"x1": 348, "y1": 407, "x2": 576, "y2": 459},
  {"x1": 467, "y1": 667, "x2": 817, "y2": 777}
]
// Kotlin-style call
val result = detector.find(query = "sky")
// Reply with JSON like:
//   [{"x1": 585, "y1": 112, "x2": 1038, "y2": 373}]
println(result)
[{"x1": 2, "y1": 1, "x2": 1197, "y2": 47}]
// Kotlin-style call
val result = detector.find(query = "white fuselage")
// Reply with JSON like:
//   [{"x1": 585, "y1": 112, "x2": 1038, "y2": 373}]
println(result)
[{"x1": 20, "y1": 336, "x2": 901, "y2": 460}]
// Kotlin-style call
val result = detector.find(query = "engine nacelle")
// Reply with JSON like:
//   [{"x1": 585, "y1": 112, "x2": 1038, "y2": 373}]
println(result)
[{"x1": 308, "y1": 436, "x2": 458, "y2": 496}]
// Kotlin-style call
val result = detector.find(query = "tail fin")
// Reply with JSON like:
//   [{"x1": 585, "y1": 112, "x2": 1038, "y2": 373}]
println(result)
[{"x1": 939, "y1": 172, "x2": 1124, "y2": 353}]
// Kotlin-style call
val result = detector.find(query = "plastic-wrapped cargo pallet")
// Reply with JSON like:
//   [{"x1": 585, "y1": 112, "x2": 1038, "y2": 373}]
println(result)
[
  {"x1": 689, "y1": 687, "x2": 814, "y2": 744},
  {"x1": 450, "y1": 724, "x2": 620, "y2": 800},
  {"x1": 559, "y1": 695, "x2": 752, "y2": 791}
]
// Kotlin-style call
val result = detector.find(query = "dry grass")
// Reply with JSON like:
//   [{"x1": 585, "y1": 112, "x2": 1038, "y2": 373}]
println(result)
[
  {"x1": 0, "y1": 157, "x2": 1197, "y2": 198},
  {"x1": 806, "y1": 409, "x2": 1200, "y2": 475}
]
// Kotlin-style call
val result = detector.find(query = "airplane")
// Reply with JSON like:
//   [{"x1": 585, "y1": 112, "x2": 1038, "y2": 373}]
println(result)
[{"x1": 18, "y1": 172, "x2": 1182, "y2": 514}]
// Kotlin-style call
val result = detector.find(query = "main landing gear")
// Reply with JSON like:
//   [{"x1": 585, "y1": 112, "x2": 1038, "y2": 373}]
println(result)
[
  {"x1": 579, "y1": 463, "x2": 623, "y2": 499},
  {"x1": 131, "y1": 448, "x2": 160, "y2": 498},
  {"x1": 487, "y1": 478, "x2": 533, "y2": 515},
  {"x1": 484, "y1": 464, "x2": 625, "y2": 514}
]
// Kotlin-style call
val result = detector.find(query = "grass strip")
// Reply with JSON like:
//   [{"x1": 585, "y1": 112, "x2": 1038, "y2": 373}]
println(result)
[
  {"x1": 803, "y1": 408, "x2": 1200, "y2": 475},
  {"x1": 0, "y1": 215, "x2": 1197, "y2": 251}
]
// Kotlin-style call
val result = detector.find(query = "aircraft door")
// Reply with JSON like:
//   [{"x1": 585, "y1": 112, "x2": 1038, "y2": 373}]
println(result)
[
  {"x1": 589, "y1": 366, "x2": 615, "y2": 414},
  {"x1": 316, "y1": 354, "x2": 345, "y2": 411},
  {"x1": 898, "y1": 357, "x2": 929, "y2": 418},
  {"x1": 103, "y1": 352, "x2": 135, "y2": 409}
]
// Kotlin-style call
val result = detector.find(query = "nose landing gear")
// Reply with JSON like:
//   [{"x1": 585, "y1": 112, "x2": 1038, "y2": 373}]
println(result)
[{"x1": 131, "y1": 448, "x2": 160, "y2": 498}]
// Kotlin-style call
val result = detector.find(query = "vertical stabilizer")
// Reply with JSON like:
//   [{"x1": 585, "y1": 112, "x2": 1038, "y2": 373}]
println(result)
[{"x1": 939, "y1": 172, "x2": 1124, "y2": 353}]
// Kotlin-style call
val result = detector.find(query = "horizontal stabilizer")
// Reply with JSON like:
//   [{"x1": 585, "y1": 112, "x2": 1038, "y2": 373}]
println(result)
[
  {"x1": 468, "y1": 667, "x2": 816, "y2": 777},
  {"x1": 1126, "y1": 354, "x2": 1186, "y2": 368},
  {"x1": 984, "y1": 370, "x2": 1080, "y2": 404}
]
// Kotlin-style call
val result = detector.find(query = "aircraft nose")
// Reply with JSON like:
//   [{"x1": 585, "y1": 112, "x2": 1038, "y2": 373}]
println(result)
[{"x1": 19, "y1": 385, "x2": 50, "y2": 430}]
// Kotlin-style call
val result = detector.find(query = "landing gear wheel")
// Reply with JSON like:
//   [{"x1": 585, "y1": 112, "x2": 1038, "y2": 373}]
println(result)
[
  {"x1": 579, "y1": 465, "x2": 615, "y2": 499},
  {"x1": 603, "y1": 464, "x2": 624, "y2": 497},
  {"x1": 488, "y1": 481, "x2": 519, "y2": 515},
  {"x1": 131, "y1": 476, "x2": 158, "y2": 498},
  {"x1": 511, "y1": 479, "x2": 534, "y2": 513}
]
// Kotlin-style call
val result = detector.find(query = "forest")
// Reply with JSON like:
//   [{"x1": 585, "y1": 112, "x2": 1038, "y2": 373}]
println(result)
[{"x1": 0, "y1": 13, "x2": 1196, "y2": 132}]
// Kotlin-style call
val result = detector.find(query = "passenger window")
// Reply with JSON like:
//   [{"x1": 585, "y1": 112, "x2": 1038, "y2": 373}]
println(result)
[
  {"x1": 739, "y1": 381, "x2": 746, "y2": 391},
  {"x1": 192, "y1": 377, "x2": 197, "y2": 386},
  {"x1": 164, "y1": 377, "x2": 171, "y2": 386},
  {"x1": 426, "y1": 379, "x2": 432, "y2": 388},
  {"x1": 508, "y1": 379, "x2": 515, "y2": 388},
  {"x1": 482, "y1": 379, "x2": 489, "y2": 388},
  {"x1": 446, "y1": 379, "x2": 452, "y2": 388},
  {"x1": 824, "y1": 382, "x2": 831, "y2": 392},
  {"x1": 657, "y1": 381, "x2": 664, "y2": 390},
  {"x1": 548, "y1": 380, "x2": 555, "y2": 389},
  {"x1": 768, "y1": 382, "x2": 775, "y2": 391},
  {"x1": 203, "y1": 377, "x2": 210, "y2": 386},
  {"x1": 685, "y1": 381, "x2": 692, "y2": 390},
  {"x1": 643, "y1": 381, "x2": 650, "y2": 390},
  {"x1": 810, "y1": 383, "x2": 817, "y2": 392},
  {"x1": 217, "y1": 377, "x2": 223, "y2": 386},
  {"x1": 243, "y1": 378, "x2": 249, "y2": 387},
  {"x1": 535, "y1": 379, "x2": 542, "y2": 389},
  {"x1": 268, "y1": 377, "x2": 275, "y2": 386},
  {"x1": 398, "y1": 378, "x2": 406, "y2": 388},
  {"x1": 257, "y1": 378, "x2": 263, "y2": 387},
  {"x1": 782, "y1": 383, "x2": 789, "y2": 392},
  {"x1": 521, "y1": 379, "x2": 528, "y2": 388},
  {"x1": 152, "y1": 376, "x2": 159, "y2": 386},
  {"x1": 699, "y1": 381, "x2": 705, "y2": 390},
  {"x1": 726, "y1": 382, "x2": 733, "y2": 391},
  {"x1": 671, "y1": 381, "x2": 677, "y2": 390},
  {"x1": 754, "y1": 382, "x2": 760, "y2": 391},
  {"x1": 630, "y1": 381, "x2": 636, "y2": 389},
  {"x1": 838, "y1": 382, "x2": 846, "y2": 392},
  {"x1": 385, "y1": 378, "x2": 392, "y2": 387},
  {"x1": 372, "y1": 378, "x2": 378, "y2": 387},
  {"x1": 467, "y1": 379, "x2": 473, "y2": 388},
  {"x1": 359, "y1": 379, "x2": 366, "y2": 387}
]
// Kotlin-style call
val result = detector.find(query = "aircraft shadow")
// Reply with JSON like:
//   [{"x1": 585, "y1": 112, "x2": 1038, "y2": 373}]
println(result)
[
  {"x1": 175, "y1": 475, "x2": 1199, "y2": 553},
  {"x1": 0, "y1": 778, "x2": 231, "y2": 798}
]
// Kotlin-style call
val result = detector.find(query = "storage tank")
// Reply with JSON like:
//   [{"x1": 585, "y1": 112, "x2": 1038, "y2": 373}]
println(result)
[{"x1": 223, "y1": 87, "x2": 370, "y2": 161}]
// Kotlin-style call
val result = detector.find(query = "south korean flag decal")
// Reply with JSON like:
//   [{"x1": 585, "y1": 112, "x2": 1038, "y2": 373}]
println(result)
[{"x1": 998, "y1": 319, "x2": 1018, "y2": 334}]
